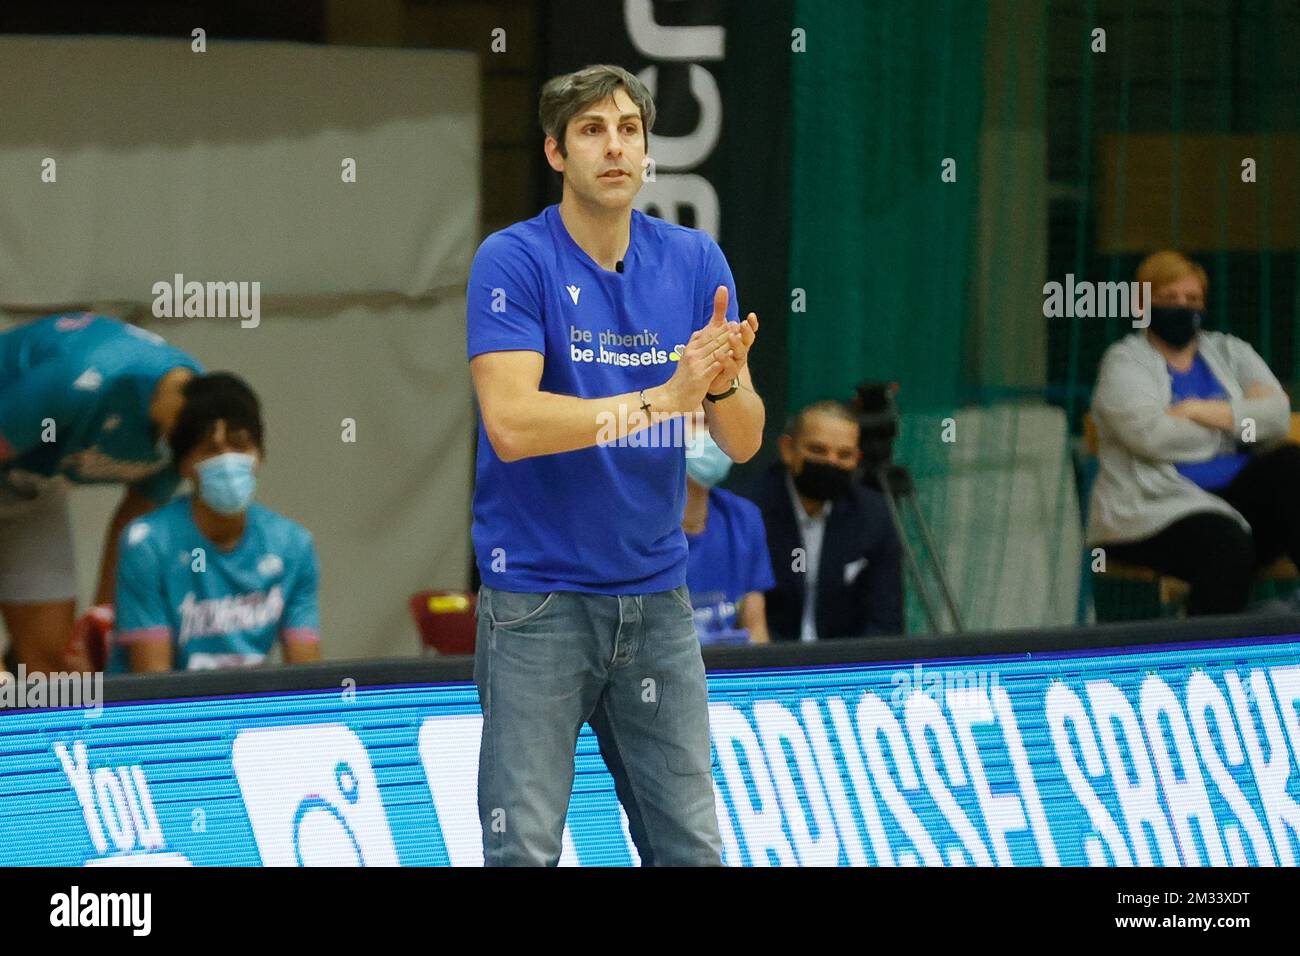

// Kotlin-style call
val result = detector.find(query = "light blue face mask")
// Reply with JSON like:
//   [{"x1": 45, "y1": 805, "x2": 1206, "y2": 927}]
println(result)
[
  {"x1": 686, "y1": 433, "x2": 733, "y2": 487},
  {"x1": 195, "y1": 452, "x2": 257, "y2": 515}
]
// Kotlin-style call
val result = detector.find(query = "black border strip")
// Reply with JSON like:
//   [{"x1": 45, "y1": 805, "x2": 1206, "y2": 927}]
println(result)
[{"x1": 92, "y1": 610, "x2": 1300, "y2": 704}]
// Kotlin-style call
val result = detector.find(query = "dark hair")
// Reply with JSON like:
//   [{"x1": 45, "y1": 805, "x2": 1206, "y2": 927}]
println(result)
[
  {"x1": 784, "y1": 400, "x2": 860, "y2": 441},
  {"x1": 538, "y1": 64, "x2": 656, "y2": 158},
  {"x1": 169, "y1": 372, "x2": 264, "y2": 464}
]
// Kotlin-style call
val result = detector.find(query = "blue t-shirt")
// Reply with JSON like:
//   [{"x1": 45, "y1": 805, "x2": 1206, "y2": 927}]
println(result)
[
  {"x1": 0, "y1": 313, "x2": 203, "y2": 502},
  {"x1": 466, "y1": 205, "x2": 739, "y2": 594},
  {"x1": 1168, "y1": 353, "x2": 1249, "y2": 490},
  {"x1": 111, "y1": 497, "x2": 320, "y2": 671},
  {"x1": 685, "y1": 488, "x2": 776, "y2": 643}
]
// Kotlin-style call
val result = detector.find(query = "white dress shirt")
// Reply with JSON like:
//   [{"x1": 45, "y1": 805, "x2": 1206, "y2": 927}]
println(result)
[{"x1": 785, "y1": 471, "x2": 832, "y2": 643}]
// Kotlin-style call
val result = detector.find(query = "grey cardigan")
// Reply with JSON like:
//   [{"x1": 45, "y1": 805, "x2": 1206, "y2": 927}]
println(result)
[{"x1": 1086, "y1": 330, "x2": 1291, "y2": 546}]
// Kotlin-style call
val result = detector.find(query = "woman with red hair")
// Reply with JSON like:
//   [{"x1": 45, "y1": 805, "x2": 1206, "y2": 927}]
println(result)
[{"x1": 1087, "y1": 251, "x2": 1298, "y2": 614}]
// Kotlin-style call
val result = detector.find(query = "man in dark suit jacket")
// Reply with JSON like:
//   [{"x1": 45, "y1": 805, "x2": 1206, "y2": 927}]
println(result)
[{"x1": 743, "y1": 400, "x2": 903, "y2": 641}]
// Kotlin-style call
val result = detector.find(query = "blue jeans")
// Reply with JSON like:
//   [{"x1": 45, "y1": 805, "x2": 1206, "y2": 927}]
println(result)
[{"x1": 474, "y1": 583, "x2": 723, "y2": 866}]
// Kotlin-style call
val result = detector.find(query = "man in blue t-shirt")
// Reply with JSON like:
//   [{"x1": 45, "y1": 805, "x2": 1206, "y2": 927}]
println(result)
[
  {"x1": 466, "y1": 65, "x2": 766, "y2": 866},
  {"x1": 682, "y1": 426, "x2": 775, "y2": 644},
  {"x1": 0, "y1": 313, "x2": 210, "y2": 674},
  {"x1": 110, "y1": 373, "x2": 321, "y2": 671}
]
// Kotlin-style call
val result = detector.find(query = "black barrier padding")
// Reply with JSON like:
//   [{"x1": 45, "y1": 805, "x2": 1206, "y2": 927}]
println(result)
[{"x1": 92, "y1": 610, "x2": 1300, "y2": 704}]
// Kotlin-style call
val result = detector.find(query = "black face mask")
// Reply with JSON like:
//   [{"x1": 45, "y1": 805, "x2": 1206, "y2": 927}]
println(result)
[
  {"x1": 1149, "y1": 305, "x2": 1202, "y2": 348},
  {"x1": 793, "y1": 460, "x2": 854, "y2": 501}
]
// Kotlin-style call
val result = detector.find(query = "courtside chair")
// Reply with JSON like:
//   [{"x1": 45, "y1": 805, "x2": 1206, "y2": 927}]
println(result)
[
  {"x1": 1082, "y1": 412, "x2": 1300, "y2": 619},
  {"x1": 409, "y1": 590, "x2": 478, "y2": 656}
]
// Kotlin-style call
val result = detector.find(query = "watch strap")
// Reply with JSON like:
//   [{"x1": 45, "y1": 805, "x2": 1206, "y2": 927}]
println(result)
[{"x1": 705, "y1": 378, "x2": 741, "y2": 402}]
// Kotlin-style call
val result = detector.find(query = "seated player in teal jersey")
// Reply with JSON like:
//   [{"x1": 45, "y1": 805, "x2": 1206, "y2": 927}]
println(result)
[
  {"x1": 109, "y1": 373, "x2": 321, "y2": 671},
  {"x1": 0, "y1": 313, "x2": 207, "y2": 674},
  {"x1": 682, "y1": 424, "x2": 775, "y2": 644}
]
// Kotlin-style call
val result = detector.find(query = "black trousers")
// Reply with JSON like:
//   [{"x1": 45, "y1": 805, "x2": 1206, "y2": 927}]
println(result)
[{"x1": 1103, "y1": 444, "x2": 1300, "y2": 615}]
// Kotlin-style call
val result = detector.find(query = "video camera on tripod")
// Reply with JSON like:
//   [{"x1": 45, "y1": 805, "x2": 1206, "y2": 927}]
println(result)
[{"x1": 850, "y1": 381, "x2": 963, "y2": 634}]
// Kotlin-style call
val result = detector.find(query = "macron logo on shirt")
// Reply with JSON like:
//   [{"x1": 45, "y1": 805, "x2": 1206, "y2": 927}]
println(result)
[{"x1": 566, "y1": 284, "x2": 581, "y2": 305}]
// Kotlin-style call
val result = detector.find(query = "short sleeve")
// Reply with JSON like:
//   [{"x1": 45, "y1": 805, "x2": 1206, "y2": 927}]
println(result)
[
  {"x1": 466, "y1": 232, "x2": 546, "y2": 359},
  {"x1": 113, "y1": 520, "x2": 174, "y2": 646},
  {"x1": 742, "y1": 502, "x2": 777, "y2": 593},
  {"x1": 281, "y1": 532, "x2": 321, "y2": 647},
  {"x1": 695, "y1": 236, "x2": 741, "y2": 334},
  {"x1": 0, "y1": 357, "x2": 84, "y2": 461}
]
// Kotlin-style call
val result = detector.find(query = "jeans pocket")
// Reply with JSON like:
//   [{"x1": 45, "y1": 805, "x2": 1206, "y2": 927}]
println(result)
[
  {"x1": 669, "y1": 584, "x2": 695, "y2": 615},
  {"x1": 487, "y1": 589, "x2": 557, "y2": 629},
  {"x1": 656, "y1": 673, "x2": 716, "y2": 777}
]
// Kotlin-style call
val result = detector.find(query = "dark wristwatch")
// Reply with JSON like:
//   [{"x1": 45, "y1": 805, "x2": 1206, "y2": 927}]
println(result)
[{"x1": 705, "y1": 377, "x2": 741, "y2": 402}]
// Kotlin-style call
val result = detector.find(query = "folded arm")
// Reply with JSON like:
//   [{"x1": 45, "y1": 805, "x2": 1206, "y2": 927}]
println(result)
[
  {"x1": 1092, "y1": 352, "x2": 1220, "y2": 462},
  {"x1": 471, "y1": 324, "x2": 734, "y2": 463}
]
